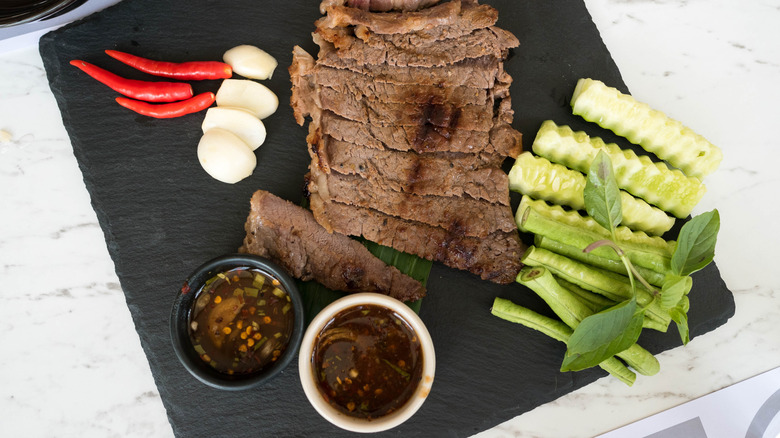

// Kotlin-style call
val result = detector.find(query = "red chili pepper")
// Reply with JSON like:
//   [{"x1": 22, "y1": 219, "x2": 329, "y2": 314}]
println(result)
[
  {"x1": 105, "y1": 50, "x2": 233, "y2": 80},
  {"x1": 115, "y1": 92, "x2": 216, "y2": 118},
  {"x1": 70, "y1": 60, "x2": 193, "y2": 102}
]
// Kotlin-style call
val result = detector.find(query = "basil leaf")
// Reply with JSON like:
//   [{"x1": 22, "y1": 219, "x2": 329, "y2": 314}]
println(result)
[
  {"x1": 671, "y1": 209, "x2": 720, "y2": 276},
  {"x1": 561, "y1": 297, "x2": 643, "y2": 371},
  {"x1": 660, "y1": 274, "x2": 692, "y2": 309},
  {"x1": 670, "y1": 306, "x2": 690, "y2": 345},
  {"x1": 584, "y1": 150, "x2": 622, "y2": 233}
]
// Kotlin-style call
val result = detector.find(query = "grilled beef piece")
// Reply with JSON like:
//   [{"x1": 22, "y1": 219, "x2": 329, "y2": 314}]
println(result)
[
  {"x1": 307, "y1": 192, "x2": 524, "y2": 284},
  {"x1": 342, "y1": 0, "x2": 442, "y2": 12},
  {"x1": 318, "y1": 86, "x2": 498, "y2": 132},
  {"x1": 290, "y1": 46, "x2": 521, "y2": 156},
  {"x1": 290, "y1": 1, "x2": 526, "y2": 284},
  {"x1": 239, "y1": 190, "x2": 426, "y2": 302},
  {"x1": 350, "y1": 0, "x2": 498, "y2": 43},
  {"x1": 318, "y1": 0, "x2": 460, "y2": 32},
  {"x1": 308, "y1": 130, "x2": 510, "y2": 204},
  {"x1": 313, "y1": 65, "x2": 504, "y2": 106},
  {"x1": 315, "y1": 36, "x2": 504, "y2": 89},
  {"x1": 308, "y1": 168, "x2": 516, "y2": 237},
  {"x1": 318, "y1": 111, "x2": 522, "y2": 157},
  {"x1": 315, "y1": 25, "x2": 518, "y2": 67},
  {"x1": 317, "y1": 131, "x2": 503, "y2": 170}
]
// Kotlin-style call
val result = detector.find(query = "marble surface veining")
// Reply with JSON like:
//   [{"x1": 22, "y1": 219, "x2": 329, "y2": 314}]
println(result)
[{"x1": 1, "y1": 0, "x2": 779, "y2": 437}]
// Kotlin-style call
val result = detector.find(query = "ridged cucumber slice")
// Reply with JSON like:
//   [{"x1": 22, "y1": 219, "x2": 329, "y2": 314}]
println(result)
[
  {"x1": 509, "y1": 152, "x2": 674, "y2": 235},
  {"x1": 532, "y1": 120, "x2": 707, "y2": 218},
  {"x1": 516, "y1": 195, "x2": 674, "y2": 274},
  {"x1": 571, "y1": 78, "x2": 723, "y2": 179}
]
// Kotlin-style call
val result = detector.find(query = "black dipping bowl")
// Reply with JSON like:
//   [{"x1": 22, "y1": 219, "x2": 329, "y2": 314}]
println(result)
[{"x1": 170, "y1": 254, "x2": 304, "y2": 390}]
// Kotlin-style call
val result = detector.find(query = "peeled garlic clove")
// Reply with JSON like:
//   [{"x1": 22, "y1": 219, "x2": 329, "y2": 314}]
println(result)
[
  {"x1": 201, "y1": 107, "x2": 266, "y2": 151},
  {"x1": 215, "y1": 79, "x2": 278, "y2": 120},
  {"x1": 223, "y1": 45, "x2": 278, "y2": 80},
  {"x1": 197, "y1": 128, "x2": 256, "y2": 184}
]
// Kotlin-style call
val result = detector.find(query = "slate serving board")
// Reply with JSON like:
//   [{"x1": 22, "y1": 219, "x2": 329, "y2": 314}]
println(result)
[{"x1": 39, "y1": 0, "x2": 735, "y2": 436}]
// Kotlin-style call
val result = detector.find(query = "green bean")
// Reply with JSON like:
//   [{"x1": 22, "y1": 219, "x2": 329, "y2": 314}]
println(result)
[
  {"x1": 517, "y1": 267, "x2": 660, "y2": 376},
  {"x1": 491, "y1": 297, "x2": 636, "y2": 386},
  {"x1": 534, "y1": 234, "x2": 666, "y2": 286}
]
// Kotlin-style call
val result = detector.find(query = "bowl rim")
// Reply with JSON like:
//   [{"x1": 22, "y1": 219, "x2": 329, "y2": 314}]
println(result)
[
  {"x1": 298, "y1": 292, "x2": 436, "y2": 433},
  {"x1": 169, "y1": 253, "x2": 304, "y2": 390}
]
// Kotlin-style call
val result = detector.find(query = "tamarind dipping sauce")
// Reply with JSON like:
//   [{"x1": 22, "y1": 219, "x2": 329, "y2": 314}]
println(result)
[{"x1": 311, "y1": 304, "x2": 424, "y2": 420}]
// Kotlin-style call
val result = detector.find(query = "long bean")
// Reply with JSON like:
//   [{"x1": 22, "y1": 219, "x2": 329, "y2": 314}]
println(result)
[
  {"x1": 517, "y1": 195, "x2": 673, "y2": 273},
  {"x1": 517, "y1": 267, "x2": 660, "y2": 376},
  {"x1": 535, "y1": 234, "x2": 666, "y2": 286},
  {"x1": 521, "y1": 246, "x2": 671, "y2": 331},
  {"x1": 491, "y1": 297, "x2": 636, "y2": 386}
]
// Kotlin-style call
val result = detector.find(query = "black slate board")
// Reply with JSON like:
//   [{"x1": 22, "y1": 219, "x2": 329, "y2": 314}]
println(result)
[{"x1": 39, "y1": 0, "x2": 735, "y2": 436}]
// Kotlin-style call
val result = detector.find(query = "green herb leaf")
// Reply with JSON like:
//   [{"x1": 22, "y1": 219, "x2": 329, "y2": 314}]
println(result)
[
  {"x1": 584, "y1": 150, "x2": 622, "y2": 233},
  {"x1": 660, "y1": 274, "x2": 692, "y2": 309},
  {"x1": 670, "y1": 306, "x2": 690, "y2": 345},
  {"x1": 561, "y1": 297, "x2": 643, "y2": 371},
  {"x1": 671, "y1": 209, "x2": 720, "y2": 276}
]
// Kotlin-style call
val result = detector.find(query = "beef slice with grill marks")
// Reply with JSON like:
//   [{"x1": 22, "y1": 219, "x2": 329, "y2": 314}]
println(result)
[
  {"x1": 307, "y1": 192, "x2": 525, "y2": 284},
  {"x1": 313, "y1": 65, "x2": 505, "y2": 106},
  {"x1": 308, "y1": 167, "x2": 517, "y2": 237},
  {"x1": 319, "y1": 110, "x2": 522, "y2": 157},
  {"x1": 307, "y1": 129, "x2": 510, "y2": 205},
  {"x1": 318, "y1": 0, "x2": 461, "y2": 33},
  {"x1": 332, "y1": 0, "x2": 443, "y2": 12},
  {"x1": 239, "y1": 190, "x2": 426, "y2": 302},
  {"x1": 318, "y1": 132, "x2": 504, "y2": 170},
  {"x1": 308, "y1": 39, "x2": 512, "y2": 96},
  {"x1": 318, "y1": 86, "x2": 498, "y2": 132},
  {"x1": 314, "y1": 34, "x2": 502, "y2": 89},
  {"x1": 350, "y1": 0, "x2": 498, "y2": 44},
  {"x1": 289, "y1": 46, "x2": 522, "y2": 156},
  {"x1": 315, "y1": 25, "x2": 517, "y2": 68}
]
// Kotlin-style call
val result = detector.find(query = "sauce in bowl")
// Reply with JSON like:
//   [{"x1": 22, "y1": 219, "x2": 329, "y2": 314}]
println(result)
[
  {"x1": 189, "y1": 267, "x2": 294, "y2": 375},
  {"x1": 311, "y1": 304, "x2": 424, "y2": 419}
]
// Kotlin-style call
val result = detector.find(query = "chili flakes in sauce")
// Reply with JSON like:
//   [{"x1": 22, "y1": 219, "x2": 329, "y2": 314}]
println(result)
[
  {"x1": 311, "y1": 304, "x2": 423, "y2": 419},
  {"x1": 189, "y1": 267, "x2": 294, "y2": 375}
]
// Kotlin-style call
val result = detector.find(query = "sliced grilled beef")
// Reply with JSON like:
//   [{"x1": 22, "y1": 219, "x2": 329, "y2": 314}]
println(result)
[
  {"x1": 318, "y1": 111, "x2": 522, "y2": 157},
  {"x1": 307, "y1": 193, "x2": 524, "y2": 284},
  {"x1": 313, "y1": 65, "x2": 506, "y2": 105},
  {"x1": 315, "y1": 25, "x2": 518, "y2": 67},
  {"x1": 239, "y1": 190, "x2": 426, "y2": 302},
  {"x1": 351, "y1": 0, "x2": 498, "y2": 43},
  {"x1": 315, "y1": 68, "x2": 497, "y2": 105},
  {"x1": 290, "y1": 46, "x2": 521, "y2": 156},
  {"x1": 314, "y1": 35, "x2": 503, "y2": 88},
  {"x1": 343, "y1": 0, "x2": 442, "y2": 12},
  {"x1": 308, "y1": 169, "x2": 517, "y2": 237},
  {"x1": 308, "y1": 130, "x2": 510, "y2": 204},
  {"x1": 318, "y1": 0, "x2": 461, "y2": 33},
  {"x1": 354, "y1": 25, "x2": 518, "y2": 52},
  {"x1": 318, "y1": 86, "x2": 497, "y2": 131},
  {"x1": 317, "y1": 132, "x2": 503, "y2": 170}
]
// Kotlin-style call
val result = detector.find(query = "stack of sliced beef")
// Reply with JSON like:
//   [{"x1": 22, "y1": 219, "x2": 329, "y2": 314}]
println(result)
[{"x1": 290, "y1": 0, "x2": 526, "y2": 284}]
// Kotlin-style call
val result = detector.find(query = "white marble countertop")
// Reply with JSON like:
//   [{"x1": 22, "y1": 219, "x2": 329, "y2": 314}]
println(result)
[{"x1": 1, "y1": 0, "x2": 778, "y2": 437}]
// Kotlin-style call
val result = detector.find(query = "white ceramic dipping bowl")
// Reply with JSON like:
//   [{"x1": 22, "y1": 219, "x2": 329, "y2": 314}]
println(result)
[{"x1": 298, "y1": 293, "x2": 436, "y2": 433}]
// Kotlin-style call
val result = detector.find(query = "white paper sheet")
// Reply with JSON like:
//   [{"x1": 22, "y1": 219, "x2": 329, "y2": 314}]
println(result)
[{"x1": 599, "y1": 366, "x2": 780, "y2": 438}]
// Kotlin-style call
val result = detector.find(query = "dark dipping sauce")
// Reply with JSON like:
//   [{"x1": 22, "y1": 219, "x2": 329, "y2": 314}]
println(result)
[
  {"x1": 188, "y1": 267, "x2": 294, "y2": 375},
  {"x1": 311, "y1": 304, "x2": 423, "y2": 420}
]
